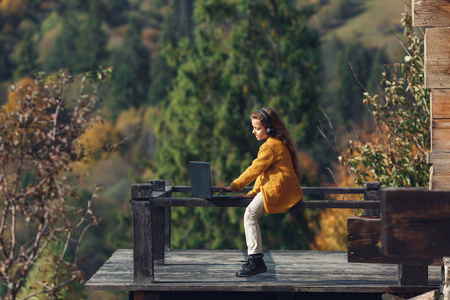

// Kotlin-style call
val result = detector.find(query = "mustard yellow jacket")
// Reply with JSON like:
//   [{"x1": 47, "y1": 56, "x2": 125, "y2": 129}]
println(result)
[{"x1": 230, "y1": 138, "x2": 303, "y2": 214}]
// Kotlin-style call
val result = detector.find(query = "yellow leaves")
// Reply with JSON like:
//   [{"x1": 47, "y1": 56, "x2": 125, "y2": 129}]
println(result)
[
  {"x1": 310, "y1": 209, "x2": 356, "y2": 251},
  {"x1": 115, "y1": 107, "x2": 141, "y2": 137},
  {"x1": 75, "y1": 121, "x2": 120, "y2": 172},
  {"x1": 310, "y1": 162, "x2": 363, "y2": 251}
]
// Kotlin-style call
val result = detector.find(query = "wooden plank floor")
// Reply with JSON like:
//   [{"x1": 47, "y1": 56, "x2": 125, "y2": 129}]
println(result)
[{"x1": 85, "y1": 249, "x2": 441, "y2": 295}]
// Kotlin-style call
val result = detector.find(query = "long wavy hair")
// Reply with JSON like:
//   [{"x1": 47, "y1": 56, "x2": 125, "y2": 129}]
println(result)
[{"x1": 251, "y1": 107, "x2": 302, "y2": 184}]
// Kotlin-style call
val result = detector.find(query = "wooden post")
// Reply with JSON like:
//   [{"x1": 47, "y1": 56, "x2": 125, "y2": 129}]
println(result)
[
  {"x1": 131, "y1": 183, "x2": 154, "y2": 283},
  {"x1": 148, "y1": 180, "x2": 167, "y2": 264},
  {"x1": 163, "y1": 181, "x2": 173, "y2": 251},
  {"x1": 131, "y1": 180, "x2": 168, "y2": 283},
  {"x1": 363, "y1": 182, "x2": 380, "y2": 216},
  {"x1": 398, "y1": 265, "x2": 428, "y2": 286}
]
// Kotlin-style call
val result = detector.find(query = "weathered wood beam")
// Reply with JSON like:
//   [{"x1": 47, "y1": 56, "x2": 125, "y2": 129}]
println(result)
[
  {"x1": 428, "y1": 152, "x2": 450, "y2": 190},
  {"x1": 413, "y1": 0, "x2": 450, "y2": 27},
  {"x1": 131, "y1": 180, "x2": 168, "y2": 283},
  {"x1": 429, "y1": 89, "x2": 450, "y2": 189},
  {"x1": 132, "y1": 198, "x2": 154, "y2": 283},
  {"x1": 381, "y1": 189, "x2": 450, "y2": 259},
  {"x1": 348, "y1": 217, "x2": 386, "y2": 264},
  {"x1": 347, "y1": 217, "x2": 441, "y2": 265},
  {"x1": 172, "y1": 186, "x2": 368, "y2": 194},
  {"x1": 425, "y1": 28, "x2": 450, "y2": 89},
  {"x1": 398, "y1": 265, "x2": 428, "y2": 286},
  {"x1": 149, "y1": 197, "x2": 380, "y2": 209}
]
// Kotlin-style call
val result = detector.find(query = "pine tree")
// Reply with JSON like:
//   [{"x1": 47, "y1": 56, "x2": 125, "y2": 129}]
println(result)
[
  {"x1": 148, "y1": 0, "x2": 194, "y2": 105},
  {"x1": 12, "y1": 29, "x2": 40, "y2": 79},
  {"x1": 154, "y1": 0, "x2": 321, "y2": 250},
  {"x1": 73, "y1": 0, "x2": 108, "y2": 73},
  {"x1": 47, "y1": 9, "x2": 78, "y2": 72},
  {"x1": 156, "y1": 0, "x2": 321, "y2": 184},
  {"x1": 108, "y1": 15, "x2": 151, "y2": 120}
]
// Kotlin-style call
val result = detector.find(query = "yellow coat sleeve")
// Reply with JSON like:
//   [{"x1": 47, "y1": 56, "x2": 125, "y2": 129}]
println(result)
[{"x1": 230, "y1": 142, "x2": 274, "y2": 192}]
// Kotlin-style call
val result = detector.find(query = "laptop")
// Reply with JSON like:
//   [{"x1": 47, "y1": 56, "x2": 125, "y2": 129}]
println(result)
[{"x1": 189, "y1": 161, "x2": 247, "y2": 200}]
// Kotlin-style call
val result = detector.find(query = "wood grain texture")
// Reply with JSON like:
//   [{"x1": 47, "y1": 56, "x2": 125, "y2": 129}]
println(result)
[
  {"x1": 425, "y1": 28, "x2": 450, "y2": 89},
  {"x1": 381, "y1": 189, "x2": 450, "y2": 259},
  {"x1": 430, "y1": 172, "x2": 450, "y2": 190},
  {"x1": 413, "y1": 0, "x2": 450, "y2": 27},
  {"x1": 85, "y1": 249, "x2": 441, "y2": 293},
  {"x1": 348, "y1": 217, "x2": 383, "y2": 264},
  {"x1": 347, "y1": 217, "x2": 441, "y2": 265},
  {"x1": 428, "y1": 153, "x2": 450, "y2": 190},
  {"x1": 431, "y1": 119, "x2": 450, "y2": 152},
  {"x1": 132, "y1": 202, "x2": 154, "y2": 283},
  {"x1": 431, "y1": 89, "x2": 450, "y2": 119},
  {"x1": 429, "y1": 90, "x2": 450, "y2": 190}
]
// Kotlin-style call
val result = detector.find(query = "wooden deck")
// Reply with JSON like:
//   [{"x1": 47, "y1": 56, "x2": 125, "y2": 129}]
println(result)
[{"x1": 85, "y1": 249, "x2": 441, "y2": 296}]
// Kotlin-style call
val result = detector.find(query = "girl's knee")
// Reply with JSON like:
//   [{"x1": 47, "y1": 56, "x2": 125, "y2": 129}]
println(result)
[{"x1": 244, "y1": 207, "x2": 258, "y2": 223}]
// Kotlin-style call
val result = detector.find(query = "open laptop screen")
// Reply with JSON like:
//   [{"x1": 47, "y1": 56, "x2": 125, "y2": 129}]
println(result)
[{"x1": 189, "y1": 161, "x2": 213, "y2": 199}]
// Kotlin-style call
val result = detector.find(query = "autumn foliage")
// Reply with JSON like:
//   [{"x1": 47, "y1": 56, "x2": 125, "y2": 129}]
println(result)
[{"x1": 0, "y1": 68, "x2": 113, "y2": 299}]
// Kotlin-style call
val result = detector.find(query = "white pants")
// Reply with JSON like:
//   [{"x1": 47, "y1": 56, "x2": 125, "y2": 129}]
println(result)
[{"x1": 244, "y1": 192, "x2": 265, "y2": 255}]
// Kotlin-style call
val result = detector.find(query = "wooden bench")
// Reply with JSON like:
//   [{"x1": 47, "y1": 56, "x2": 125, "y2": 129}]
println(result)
[{"x1": 348, "y1": 188, "x2": 448, "y2": 287}]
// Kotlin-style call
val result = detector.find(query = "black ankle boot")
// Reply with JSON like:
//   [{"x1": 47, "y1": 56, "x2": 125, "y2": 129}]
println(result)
[{"x1": 236, "y1": 253, "x2": 267, "y2": 277}]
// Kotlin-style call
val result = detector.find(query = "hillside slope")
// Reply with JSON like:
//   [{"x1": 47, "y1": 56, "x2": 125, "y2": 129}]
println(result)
[{"x1": 308, "y1": 0, "x2": 412, "y2": 60}]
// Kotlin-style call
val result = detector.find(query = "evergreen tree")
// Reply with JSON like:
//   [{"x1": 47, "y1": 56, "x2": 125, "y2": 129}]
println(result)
[
  {"x1": 154, "y1": 0, "x2": 321, "y2": 250},
  {"x1": 104, "y1": 0, "x2": 130, "y2": 26},
  {"x1": 47, "y1": 9, "x2": 78, "y2": 72},
  {"x1": 148, "y1": 0, "x2": 194, "y2": 105},
  {"x1": 156, "y1": 0, "x2": 321, "y2": 184},
  {"x1": 12, "y1": 29, "x2": 40, "y2": 79},
  {"x1": 74, "y1": 0, "x2": 109, "y2": 73},
  {"x1": 108, "y1": 15, "x2": 151, "y2": 120}
]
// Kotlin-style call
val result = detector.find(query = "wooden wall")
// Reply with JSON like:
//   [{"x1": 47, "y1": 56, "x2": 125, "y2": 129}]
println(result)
[{"x1": 413, "y1": 0, "x2": 450, "y2": 190}]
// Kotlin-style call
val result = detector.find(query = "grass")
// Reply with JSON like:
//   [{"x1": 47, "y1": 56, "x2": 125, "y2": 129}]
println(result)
[{"x1": 312, "y1": 0, "x2": 411, "y2": 61}]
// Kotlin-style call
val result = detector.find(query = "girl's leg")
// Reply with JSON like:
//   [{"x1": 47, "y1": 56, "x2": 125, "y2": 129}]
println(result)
[
  {"x1": 237, "y1": 192, "x2": 267, "y2": 277},
  {"x1": 243, "y1": 192, "x2": 265, "y2": 255}
]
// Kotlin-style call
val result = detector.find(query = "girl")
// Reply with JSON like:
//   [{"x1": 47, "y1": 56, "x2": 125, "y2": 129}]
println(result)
[{"x1": 217, "y1": 107, "x2": 303, "y2": 277}]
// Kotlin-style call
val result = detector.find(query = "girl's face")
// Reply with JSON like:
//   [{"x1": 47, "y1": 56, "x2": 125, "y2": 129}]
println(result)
[{"x1": 252, "y1": 119, "x2": 269, "y2": 141}]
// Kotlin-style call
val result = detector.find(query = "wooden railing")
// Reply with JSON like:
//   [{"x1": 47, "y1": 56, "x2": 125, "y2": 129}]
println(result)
[{"x1": 130, "y1": 180, "x2": 383, "y2": 283}]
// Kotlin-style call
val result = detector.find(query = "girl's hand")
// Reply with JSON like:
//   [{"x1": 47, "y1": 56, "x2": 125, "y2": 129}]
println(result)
[
  {"x1": 216, "y1": 186, "x2": 233, "y2": 196},
  {"x1": 235, "y1": 194, "x2": 253, "y2": 199}
]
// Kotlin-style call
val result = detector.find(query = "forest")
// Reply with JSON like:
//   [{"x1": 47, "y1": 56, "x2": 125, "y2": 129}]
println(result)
[{"x1": 0, "y1": 0, "x2": 429, "y2": 299}]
